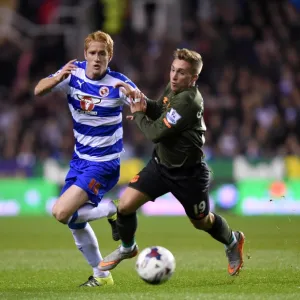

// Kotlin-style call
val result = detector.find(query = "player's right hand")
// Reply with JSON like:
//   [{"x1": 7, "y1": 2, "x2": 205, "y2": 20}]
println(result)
[
  {"x1": 55, "y1": 59, "x2": 77, "y2": 82},
  {"x1": 115, "y1": 81, "x2": 137, "y2": 98},
  {"x1": 115, "y1": 82, "x2": 147, "y2": 112}
]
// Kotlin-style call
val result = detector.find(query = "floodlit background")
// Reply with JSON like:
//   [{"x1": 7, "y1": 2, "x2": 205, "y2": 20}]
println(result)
[{"x1": 0, "y1": 1, "x2": 300, "y2": 300}]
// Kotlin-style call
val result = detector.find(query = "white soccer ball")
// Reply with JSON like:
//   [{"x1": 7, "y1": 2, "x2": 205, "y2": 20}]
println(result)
[{"x1": 135, "y1": 246, "x2": 176, "y2": 284}]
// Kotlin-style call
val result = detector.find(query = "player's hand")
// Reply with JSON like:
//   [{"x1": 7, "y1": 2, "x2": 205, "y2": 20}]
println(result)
[
  {"x1": 115, "y1": 81, "x2": 137, "y2": 98},
  {"x1": 130, "y1": 90, "x2": 146, "y2": 113},
  {"x1": 115, "y1": 81, "x2": 147, "y2": 113},
  {"x1": 126, "y1": 115, "x2": 134, "y2": 121},
  {"x1": 55, "y1": 59, "x2": 77, "y2": 82}
]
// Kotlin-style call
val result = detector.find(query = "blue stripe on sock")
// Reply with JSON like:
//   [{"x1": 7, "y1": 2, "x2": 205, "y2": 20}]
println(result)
[
  {"x1": 68, "y1": 222, "x2": 87, "y2": 229},
  {"x1": 68, "y1": 211, "x2": 78, "y2": 224}
]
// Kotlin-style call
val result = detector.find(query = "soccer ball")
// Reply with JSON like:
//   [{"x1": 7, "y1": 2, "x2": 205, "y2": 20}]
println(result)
[{"x1": 135, "y1": 246, "x2": 176, "y2": 284}]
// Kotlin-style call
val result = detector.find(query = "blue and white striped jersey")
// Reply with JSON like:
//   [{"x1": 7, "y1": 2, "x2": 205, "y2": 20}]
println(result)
[{"x1": 50, "y1": 61, "x2": 135, "y2": 162}]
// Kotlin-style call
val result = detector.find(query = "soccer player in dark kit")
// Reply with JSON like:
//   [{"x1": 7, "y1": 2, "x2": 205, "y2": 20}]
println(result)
[{"x1": 98, "y1": 48, "x2": 245, "y2": 276}]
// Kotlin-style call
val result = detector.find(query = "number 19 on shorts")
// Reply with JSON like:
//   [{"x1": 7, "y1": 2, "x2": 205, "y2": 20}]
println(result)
[{"x1": 193, "y1": 201, "x2": 206, "y2": 217}]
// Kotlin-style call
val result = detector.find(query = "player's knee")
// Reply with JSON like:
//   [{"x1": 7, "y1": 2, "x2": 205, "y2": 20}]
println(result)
[
  {"x1": 118, "y1": 202, "x2": 134, "y2": 215},
  {"x1": 118, "y1": 187, "x2": 148, "y2": 215},
  {"x1": 190, "y1": 213, "x2": 213, "y2": 230},
  {"x1": 117, "y1": 198, "x2": 137, "y2": 215},
  {"x1": 52, "y1": 204, "x2": 69, "y2": 224}
]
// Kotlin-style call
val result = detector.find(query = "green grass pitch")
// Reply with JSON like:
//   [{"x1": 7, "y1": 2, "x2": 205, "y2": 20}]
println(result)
[{"x1": 0, "y1": 213, "x2": 299, "y2": 300}]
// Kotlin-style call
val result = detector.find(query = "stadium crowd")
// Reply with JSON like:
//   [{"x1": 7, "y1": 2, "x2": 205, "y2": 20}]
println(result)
[{"x1": 1, "y1": 0, "x2": 300, "y2": 167}]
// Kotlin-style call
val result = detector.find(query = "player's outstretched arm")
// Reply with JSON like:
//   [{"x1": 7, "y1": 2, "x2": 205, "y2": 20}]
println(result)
[
  {"x1": 34, "y1": 59, "x2": 77, "y2": 96},
  {"x1": 133, "y1": 91, "x2": 194, "y2": 143}
]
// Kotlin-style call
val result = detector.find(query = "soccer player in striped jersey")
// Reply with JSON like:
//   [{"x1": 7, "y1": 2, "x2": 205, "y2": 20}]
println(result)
[{"x1": 34, "y1": 31, "x2": 135, "y2": 287}]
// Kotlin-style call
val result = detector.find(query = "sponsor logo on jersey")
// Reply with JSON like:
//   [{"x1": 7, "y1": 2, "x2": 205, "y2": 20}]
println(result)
[
  {"x1": 76, "y1": 110, "x2": 98, "y2": 115},
  {"x1": 99, "y1": 86, "x2": 109, "y2": 97},
  {"x1": 166, "y1": 108, "x2": 181, "y2": 125},
  {"x1": 75, "y1": 94, "x2": 101, "y2": 114}
]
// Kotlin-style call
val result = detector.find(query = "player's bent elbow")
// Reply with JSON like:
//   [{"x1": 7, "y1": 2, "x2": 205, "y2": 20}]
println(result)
[
  {"x1": 143, "y1": 131, "x2": 162, "y2": 143},
  {"x1": 34, "y1": 86, "x2": 46, "y2": 97},
  {"x1": 34, "y1": 87, "x2": 39, "y2": 96},
  {"x1": 150, "y1": 136, "x2": 161, "y2": 143},
  {"x1": 34, "y1": 85, "x2": 42, "y2": 96}
]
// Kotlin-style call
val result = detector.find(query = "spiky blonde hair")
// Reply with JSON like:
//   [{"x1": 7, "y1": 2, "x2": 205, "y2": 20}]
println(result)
[{"x1": 173, "y1": 48, "x2": 203, "y2": 75}]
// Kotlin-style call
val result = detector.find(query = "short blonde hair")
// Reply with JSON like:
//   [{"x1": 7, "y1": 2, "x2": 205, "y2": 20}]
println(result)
[
  {"x1": 84, "y1": 31, "x2": 114, "y2": 58},
  {"x1": 173, "y1": 48, "x2": 203, "y2": 75}
]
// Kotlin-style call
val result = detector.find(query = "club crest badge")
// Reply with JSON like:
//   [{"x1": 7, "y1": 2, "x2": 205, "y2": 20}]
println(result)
[{"x1": 99, "y1": 86, "x2": 109, "y2": 97}]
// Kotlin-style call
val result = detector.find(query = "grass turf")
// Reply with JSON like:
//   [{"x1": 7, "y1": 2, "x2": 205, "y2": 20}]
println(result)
[{"x1": 0, "y1": 214, "x2": 299, "y2": 299}]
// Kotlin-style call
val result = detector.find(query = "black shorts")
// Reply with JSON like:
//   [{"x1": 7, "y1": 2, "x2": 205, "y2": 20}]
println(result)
[{"x1": 128, "y1": 157, "x2": 211, "y2": 220}]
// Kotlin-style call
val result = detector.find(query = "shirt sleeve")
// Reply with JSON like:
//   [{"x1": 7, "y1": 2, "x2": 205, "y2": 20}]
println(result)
[
  {"x1": 133, "y1": 91, "x2": 198, "y2": 143},
  {"x1": 144, "y1": 83, "x2": 170, "y2": 120},
  {"x1": 116, "y1": 74, "x2": 137, "y2": 106},
  {"x1": 144, "y1": 97, "x2": 163, "y2": 120}
]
